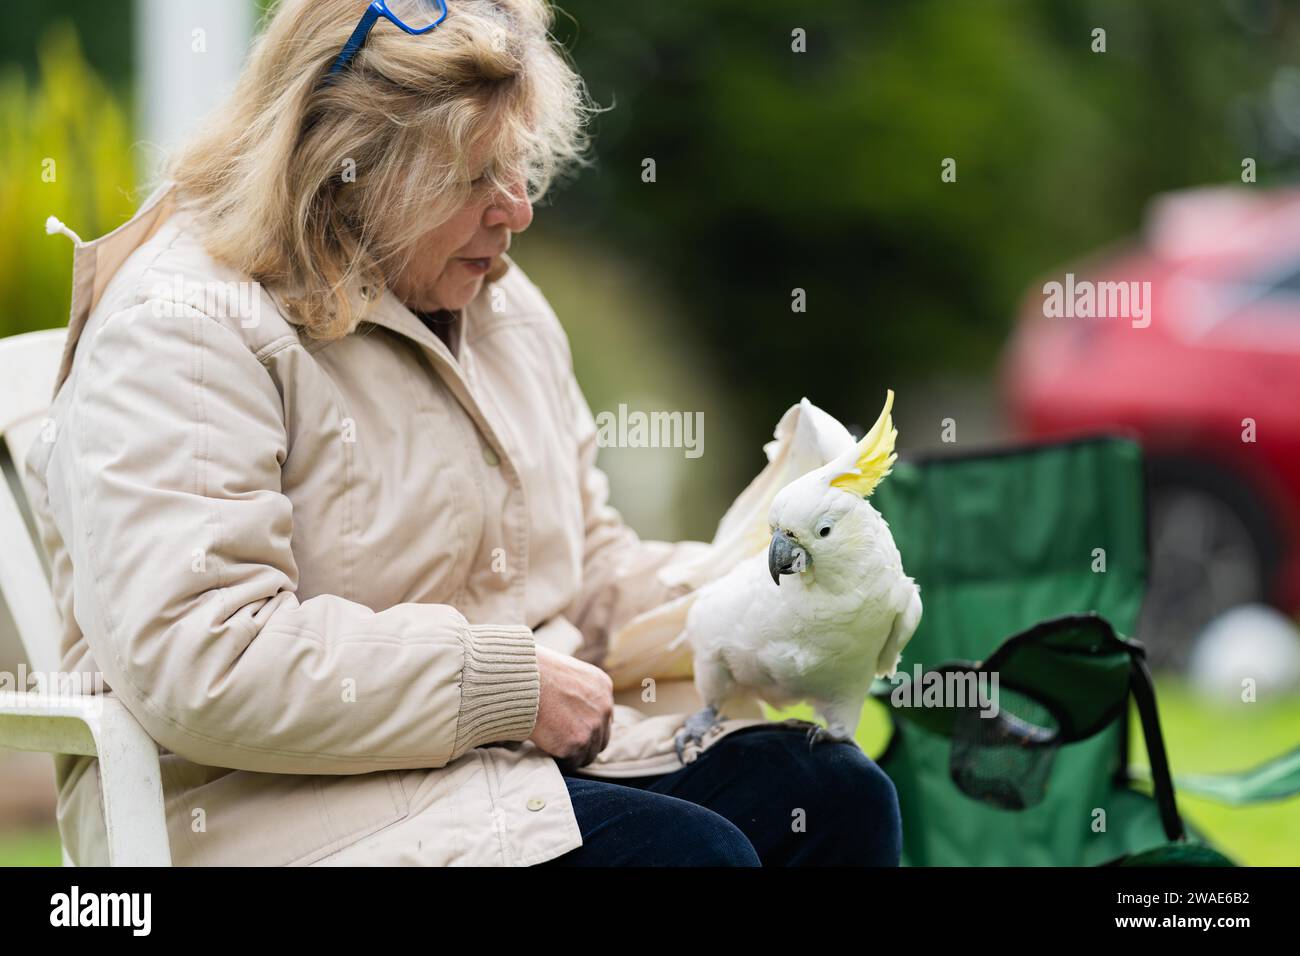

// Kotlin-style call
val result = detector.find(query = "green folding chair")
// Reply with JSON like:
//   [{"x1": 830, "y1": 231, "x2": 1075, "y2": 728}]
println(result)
[{"x1": 870, "y1": 435, "x2": 1299, "y2": 866}]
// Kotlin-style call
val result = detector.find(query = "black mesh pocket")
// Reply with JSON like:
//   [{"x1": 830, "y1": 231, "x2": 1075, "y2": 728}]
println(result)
[{"x1": 949, "y1": 686, "x2": 1062, "y2": 810}]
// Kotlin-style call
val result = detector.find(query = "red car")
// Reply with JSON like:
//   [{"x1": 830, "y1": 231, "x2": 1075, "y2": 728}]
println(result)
[{"x1": 1003, "y1": 186, "x2": 1300, "y2": 668}]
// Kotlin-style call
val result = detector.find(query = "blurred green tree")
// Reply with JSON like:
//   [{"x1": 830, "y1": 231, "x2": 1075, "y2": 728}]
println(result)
[
  {"x1": 0, "y1": 26, "x2": 136, "y2": 338},
  {"x1": 0, "y1": 0, "x2": 132, "y2": 90},
  {"x1": 548, "y1": 0, "x2": 1300, "y2": 485}
]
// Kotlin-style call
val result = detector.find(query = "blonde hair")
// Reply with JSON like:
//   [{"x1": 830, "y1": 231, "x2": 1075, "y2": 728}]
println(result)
[{"x1": 167, "y1": 0, "x2": 598, "y2": 339}]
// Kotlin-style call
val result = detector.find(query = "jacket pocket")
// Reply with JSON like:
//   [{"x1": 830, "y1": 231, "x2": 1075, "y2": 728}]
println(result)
[
  {"x1": 293, "y1": 771, "x2": 412, "y2": 865},
  {"x1": 161, "y1": 758, "x2": 410, "y2": 866}
]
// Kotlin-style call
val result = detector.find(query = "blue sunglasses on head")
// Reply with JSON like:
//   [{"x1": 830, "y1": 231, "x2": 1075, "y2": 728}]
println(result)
[{"x1": 328, "y1": 0, "x2": 450, "y2": 77}]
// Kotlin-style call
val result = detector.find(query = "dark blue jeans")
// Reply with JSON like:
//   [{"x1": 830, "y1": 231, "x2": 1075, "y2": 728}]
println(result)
[{"x1": 537, "y1": 725, "x2": 903, "y2": 866}]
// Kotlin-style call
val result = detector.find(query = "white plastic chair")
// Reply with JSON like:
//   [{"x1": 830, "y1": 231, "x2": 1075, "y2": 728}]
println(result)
[{"x1": 0, "y1": 328, "x2": 171, "y2": 866}]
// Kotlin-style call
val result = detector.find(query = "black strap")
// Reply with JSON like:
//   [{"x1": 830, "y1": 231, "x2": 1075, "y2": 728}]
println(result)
[{"x1": 1128, "y1": 651, "x2": 1185, "y2": 842}]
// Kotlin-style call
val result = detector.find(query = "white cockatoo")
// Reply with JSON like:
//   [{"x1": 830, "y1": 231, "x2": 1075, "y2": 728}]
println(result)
[{"x1": 601, "y1": 391, "x2": 921, "y2": 756}]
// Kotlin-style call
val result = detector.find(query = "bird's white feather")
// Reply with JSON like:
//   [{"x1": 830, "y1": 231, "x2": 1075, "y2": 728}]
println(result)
[
  {"x1": 604, "y1": 394, "x2": 921, "y2": 737},
  {"x1": 604, "y1": 398, "x2": 856, "y2": 689}
]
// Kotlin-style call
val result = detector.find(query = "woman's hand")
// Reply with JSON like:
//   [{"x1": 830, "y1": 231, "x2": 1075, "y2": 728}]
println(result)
[{"x1": 528, "y1": 643, "x2": 615, "y2": 769}]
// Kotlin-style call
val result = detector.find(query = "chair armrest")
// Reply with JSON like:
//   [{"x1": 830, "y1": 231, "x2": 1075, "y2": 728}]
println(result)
[
  {"x1": 0, "y1": 692, "x2": 172, "y2": 866},
  {"x1": 0, "y1": 691, "x2": 107, "y2": 755}
]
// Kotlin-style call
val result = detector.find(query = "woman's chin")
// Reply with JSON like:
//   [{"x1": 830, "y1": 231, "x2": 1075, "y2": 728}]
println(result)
[{"x1": 444, "y1": 277, "x2": 486, "y2": 309}]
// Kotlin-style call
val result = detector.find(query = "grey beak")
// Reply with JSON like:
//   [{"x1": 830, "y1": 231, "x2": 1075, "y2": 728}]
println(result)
[{"x1": 768, "y1": 530, "x2": 805, "y2": 586}]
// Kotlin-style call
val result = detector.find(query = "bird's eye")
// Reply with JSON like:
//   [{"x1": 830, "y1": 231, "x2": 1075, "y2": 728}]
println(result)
[{"x1": 817, "y1": 522, "x2": 832, "y2": 537}]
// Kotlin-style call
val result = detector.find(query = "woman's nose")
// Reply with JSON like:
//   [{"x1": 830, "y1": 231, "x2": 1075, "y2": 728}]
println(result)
[{"x1": 485, "y1": 178, "x2": 533, "y2": 232}]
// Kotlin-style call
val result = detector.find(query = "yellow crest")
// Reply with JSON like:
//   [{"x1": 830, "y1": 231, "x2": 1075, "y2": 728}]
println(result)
[{"x1": 828, "y1": 390, "x2": 897, "y2": 497}]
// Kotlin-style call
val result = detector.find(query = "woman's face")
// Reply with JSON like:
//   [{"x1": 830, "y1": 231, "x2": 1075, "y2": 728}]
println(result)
[{"x1": 389, "y1": 171, "x2": 533, "y2": 314}]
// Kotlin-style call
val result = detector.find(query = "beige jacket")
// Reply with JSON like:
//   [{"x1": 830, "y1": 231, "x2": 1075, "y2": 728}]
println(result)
[{"x1": 22, "y1": 182, "x2": 778, "y2": 866}]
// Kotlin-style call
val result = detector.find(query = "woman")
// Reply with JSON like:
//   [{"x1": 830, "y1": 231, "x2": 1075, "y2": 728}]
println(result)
[{"x1": 26, "y1": 0, "x2": 902, "y2": 866}]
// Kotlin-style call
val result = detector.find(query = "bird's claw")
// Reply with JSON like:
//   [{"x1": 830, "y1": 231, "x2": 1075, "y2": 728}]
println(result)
[
  {"x1": 674, "y1": 706, "x2": 722, "y2": 765},
  {"x1": 805, "y1": 723, "x2": 853, "y2": 751}
]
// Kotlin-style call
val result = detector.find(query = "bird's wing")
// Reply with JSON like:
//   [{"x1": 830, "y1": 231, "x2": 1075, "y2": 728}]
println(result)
[
  {"x1": 875, "y1": 582, "x2": 923, "y2": 678},
  {"x1": 658, "y1": 398, "x2": 856, "y2": 590},
  {"x1": 602, "y1": 590, "x2": 700, "y2": 690}
]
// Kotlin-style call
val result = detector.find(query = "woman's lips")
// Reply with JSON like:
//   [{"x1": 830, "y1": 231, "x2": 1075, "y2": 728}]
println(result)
[{"x1": 459, "y1": 256, "x2": 491, "y2": 274}]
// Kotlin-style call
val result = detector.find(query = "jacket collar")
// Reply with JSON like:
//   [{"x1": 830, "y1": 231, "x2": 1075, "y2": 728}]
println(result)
[
  {"x1": 262, "y1": 253, "x2": 515, "y2": 381},
  {"x1": 54, "y1": 180, "x2": 178, "y2": 394},
  {"x1": 316, "y1": 255, "x2": 510, "y2": 336}
]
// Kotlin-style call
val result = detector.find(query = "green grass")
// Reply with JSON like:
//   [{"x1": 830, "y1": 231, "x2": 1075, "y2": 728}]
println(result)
[
  {"x1": 0, "y1": 826, "x2": 60, "y2": 866},
  {"x1": 1125, "y1": 679, "x2": 1300, "y2": 867},
  {"x1": 3, "y1": 677, "x2": 1296, "y2": 866}
]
